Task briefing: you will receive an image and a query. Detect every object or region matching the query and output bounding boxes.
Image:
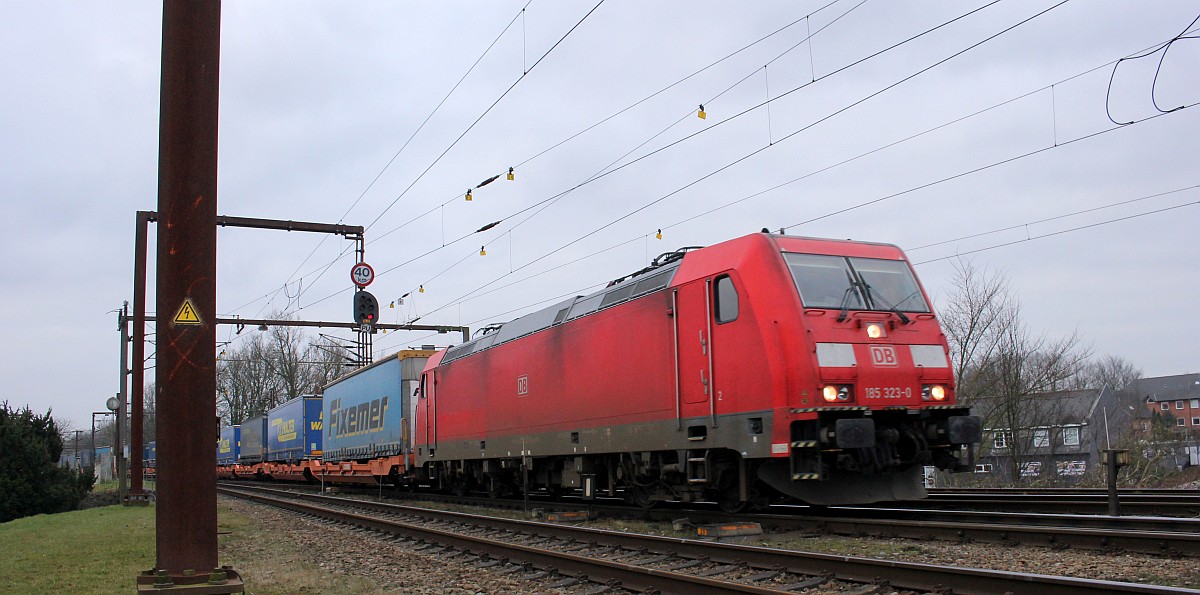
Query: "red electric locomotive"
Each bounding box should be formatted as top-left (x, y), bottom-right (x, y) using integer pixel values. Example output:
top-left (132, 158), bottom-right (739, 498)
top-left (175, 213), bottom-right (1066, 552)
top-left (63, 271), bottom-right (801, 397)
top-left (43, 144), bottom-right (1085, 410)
top-left (413, 231), bottom-right (980, 508)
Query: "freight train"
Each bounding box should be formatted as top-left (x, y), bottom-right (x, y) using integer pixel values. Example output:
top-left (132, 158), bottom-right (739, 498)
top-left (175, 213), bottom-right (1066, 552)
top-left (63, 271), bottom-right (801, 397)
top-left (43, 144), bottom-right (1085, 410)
top-left (219, 232), bottom-right (981, 508)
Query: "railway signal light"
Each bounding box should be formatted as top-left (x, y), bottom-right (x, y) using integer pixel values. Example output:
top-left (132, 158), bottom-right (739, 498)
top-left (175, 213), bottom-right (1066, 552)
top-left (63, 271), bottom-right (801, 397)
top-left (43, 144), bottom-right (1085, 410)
top-left (353, 290), bottom-right (379, 326)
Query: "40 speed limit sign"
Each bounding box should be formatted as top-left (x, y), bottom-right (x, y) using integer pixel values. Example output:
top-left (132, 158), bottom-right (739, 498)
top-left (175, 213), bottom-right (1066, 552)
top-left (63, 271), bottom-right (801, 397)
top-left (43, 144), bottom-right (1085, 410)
top-left (350, 262), bottom-right (374, 288)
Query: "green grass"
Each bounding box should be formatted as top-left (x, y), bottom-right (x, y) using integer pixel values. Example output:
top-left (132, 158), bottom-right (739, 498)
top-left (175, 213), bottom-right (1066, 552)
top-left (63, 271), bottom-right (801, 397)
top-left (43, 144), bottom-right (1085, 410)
top-left (91, 479), bottom-right (156, 494)
top-left (0, 500), bottom-right (385, 594)
top-left (0, 504), bottom-right (155, 593)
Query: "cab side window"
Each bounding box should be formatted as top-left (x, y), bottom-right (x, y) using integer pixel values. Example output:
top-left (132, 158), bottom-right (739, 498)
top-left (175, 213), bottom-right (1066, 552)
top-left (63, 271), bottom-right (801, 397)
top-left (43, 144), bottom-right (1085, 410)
top-left (714, 275), bottom-right (739, 323)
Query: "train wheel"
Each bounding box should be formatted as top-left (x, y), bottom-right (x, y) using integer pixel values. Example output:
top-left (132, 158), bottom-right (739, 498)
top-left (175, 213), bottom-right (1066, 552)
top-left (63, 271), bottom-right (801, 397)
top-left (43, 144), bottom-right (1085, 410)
top-left (625, 485), bottom-right (657, 509)
top-left (716, 488), bottom-right (749, 513)
top-left (486, 476), bottom-right (511, 499)
top-left (450, 477), bottom-right (469, 497)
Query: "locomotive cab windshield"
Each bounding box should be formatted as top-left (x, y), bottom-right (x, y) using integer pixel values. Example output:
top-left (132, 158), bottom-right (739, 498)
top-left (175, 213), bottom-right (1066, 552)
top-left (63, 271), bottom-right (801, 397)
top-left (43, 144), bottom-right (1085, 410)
top-left (784, 252), bottom-right (929, 316)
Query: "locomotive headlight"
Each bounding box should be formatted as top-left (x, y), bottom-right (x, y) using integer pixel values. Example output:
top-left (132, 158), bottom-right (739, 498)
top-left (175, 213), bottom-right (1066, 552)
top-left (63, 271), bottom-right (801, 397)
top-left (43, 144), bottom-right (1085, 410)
top-left (822, 385), bottom-right (852, 402)
top-left (922, 385), bottom-right (947, 401)
top-left (865, 322), bottom-right (886, 339)
top-left (822, 386), bottom-right (839, 402)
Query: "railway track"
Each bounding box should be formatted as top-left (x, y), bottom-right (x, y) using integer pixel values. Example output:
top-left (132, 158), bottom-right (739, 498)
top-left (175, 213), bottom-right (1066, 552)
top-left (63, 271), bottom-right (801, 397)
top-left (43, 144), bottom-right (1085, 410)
top-left (756, 505), bottom-right (1200, 557)
top-left (218, 484), bottom-right (1197, 594)
top-left (904, 490), bottom-right (1200, 516)
top-left (931, 487), bottom-right (1198, 496)
top-left (219, 480), bottom-right (1200, 556)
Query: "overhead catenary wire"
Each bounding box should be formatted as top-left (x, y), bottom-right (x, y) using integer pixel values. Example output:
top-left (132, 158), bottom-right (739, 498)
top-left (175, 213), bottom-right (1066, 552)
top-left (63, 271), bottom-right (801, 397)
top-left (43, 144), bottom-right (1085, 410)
top-left (236, 4), bottom-right (1190, 352)
top-left (407, 17), bottom-right (1196, 306)
top-left (403, 236), bottom-right (645, 320)
top-left (235, 3), bottom-right (535, 319)
top-left (912, 199), bottom-right (1200, 265)
top-left (374, 189), bottom-right (1200, 352)
top-left (487, 0), bottom-right (870, 241)
top-left (238, 1), bottom-right (1099, 331)
top-left (906, 184), bottom-right (1200, 252)
top-left (417, 107), bottom-right (1194, 324)
top-left (474, 0), bottom-right (988, 246)
top-left (363, 0), bottom-right (857, 250)
top-left (780, 100), bottom-right (1196, 231)
top-left (373, 280), bottom-right (610, 350)
top-left (287, 0), bottom-right (872, 312)
top-left (363, 1), bottom-right (607, 235)
top-left (1105, 11), bottom-right (1200, 125)
top-left (328, 7), bottom-right (1197, 354)
top-left (354, 0), bottom-right (1021, 320)
top-left (236, 2), bottom-right (603, 319)
top-left (404, 58), bottom-right (1198, 325)
top-left (410, 1), bottom-right (1064, 319)
top-left (290, 1), bottom-right (607, 312)
top-left (263, 1), bottom-right (878, 324)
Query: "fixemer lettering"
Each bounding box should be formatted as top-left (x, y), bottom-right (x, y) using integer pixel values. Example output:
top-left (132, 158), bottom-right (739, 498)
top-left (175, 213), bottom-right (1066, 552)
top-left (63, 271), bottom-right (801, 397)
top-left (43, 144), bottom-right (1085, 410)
top-left (328, 396), bottom-right (389, 438)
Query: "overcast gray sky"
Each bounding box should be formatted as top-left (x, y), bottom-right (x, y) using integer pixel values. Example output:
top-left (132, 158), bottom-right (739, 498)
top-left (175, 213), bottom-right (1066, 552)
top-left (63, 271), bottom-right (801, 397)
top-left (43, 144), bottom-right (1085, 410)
top-left (3, 1), bottom-right (1198, 432)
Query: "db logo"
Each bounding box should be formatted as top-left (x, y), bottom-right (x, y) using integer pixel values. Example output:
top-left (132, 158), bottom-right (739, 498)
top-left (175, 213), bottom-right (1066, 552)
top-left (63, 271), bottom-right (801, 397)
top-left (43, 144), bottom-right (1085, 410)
top-left (517, 375), bottom-right (529, 396)
top-left (870, 345), bottom-right (898, 367)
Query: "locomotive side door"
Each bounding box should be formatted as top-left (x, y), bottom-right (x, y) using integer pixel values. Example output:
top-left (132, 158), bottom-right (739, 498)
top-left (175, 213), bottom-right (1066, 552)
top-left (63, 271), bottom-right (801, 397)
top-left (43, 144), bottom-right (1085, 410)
top-left (673, 279), bottom-right (715, 427)
top-left (421, 369), bottom-right (437, 457)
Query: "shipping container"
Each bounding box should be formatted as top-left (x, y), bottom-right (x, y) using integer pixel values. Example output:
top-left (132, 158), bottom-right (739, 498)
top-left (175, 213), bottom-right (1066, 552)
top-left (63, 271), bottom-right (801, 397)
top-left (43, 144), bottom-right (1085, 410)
top-left (142, 441), bottom-right (157, 466)
top-left (266, 395), bottom-right (323, 462)
top-left (216, 426), bottom-right (240, 465)
top-left (239, 416), bottom-right (267, 464)
top-left (323, 350), bottom-right (431, 463)
top-left (94, 447), bottom-right (114, 482)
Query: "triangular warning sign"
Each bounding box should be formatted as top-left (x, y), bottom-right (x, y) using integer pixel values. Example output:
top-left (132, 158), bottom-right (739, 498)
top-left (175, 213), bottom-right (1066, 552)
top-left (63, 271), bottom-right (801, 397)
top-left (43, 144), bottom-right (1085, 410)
top-left (173, 298), bottom-right (202, 326)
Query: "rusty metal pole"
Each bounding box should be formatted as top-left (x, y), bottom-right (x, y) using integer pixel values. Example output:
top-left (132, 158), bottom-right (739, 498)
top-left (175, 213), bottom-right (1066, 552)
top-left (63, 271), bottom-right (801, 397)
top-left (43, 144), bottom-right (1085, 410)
top-left (130, 211), bottom-right (151, 498)
top-left (117, 303), bottom-right (129, 502)
top-left (155, 0), bottom-right (221, 576)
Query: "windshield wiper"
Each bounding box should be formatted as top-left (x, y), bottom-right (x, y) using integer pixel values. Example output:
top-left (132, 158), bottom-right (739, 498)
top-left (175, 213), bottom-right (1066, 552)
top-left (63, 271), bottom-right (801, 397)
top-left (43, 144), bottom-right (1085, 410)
top-left (836, 286), bottom-right (857, 322)
top-left (861, 281), bottom-right (911, 325)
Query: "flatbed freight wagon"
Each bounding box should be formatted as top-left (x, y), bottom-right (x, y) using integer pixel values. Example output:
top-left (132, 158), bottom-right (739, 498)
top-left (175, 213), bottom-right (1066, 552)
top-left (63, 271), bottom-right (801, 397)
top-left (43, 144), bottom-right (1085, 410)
top-left (264, 395), bottom-right (323, 481)
top-left (316, 349), bottom-right (433, 485)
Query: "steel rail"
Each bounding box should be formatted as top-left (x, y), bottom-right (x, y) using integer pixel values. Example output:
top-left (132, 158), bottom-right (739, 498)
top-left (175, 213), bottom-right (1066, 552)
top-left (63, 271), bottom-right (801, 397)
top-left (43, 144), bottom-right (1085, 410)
top-left (219, 484), bottom-right (1198, 595)
top-left (217, 480), bottom-right (1200, 555)
top-left (907, 493), bottom-right (1200, 516)
top-left (931, 488), bottom-right (1199, 496)
top-left (810, 505), bottom-right (1200, 534)
top-left (222, 486), bottom-right (786, 594)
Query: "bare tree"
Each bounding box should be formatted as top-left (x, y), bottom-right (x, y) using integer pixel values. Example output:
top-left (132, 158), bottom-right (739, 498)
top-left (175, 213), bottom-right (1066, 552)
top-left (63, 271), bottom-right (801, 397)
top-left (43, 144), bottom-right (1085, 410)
top-left (1116, 409), bottom-right (1183, 487)
top-left (142, 383), bottom-right (156, 443)
top-left (975, 322), bottom-right (1090, 483)
top-left (938, 260), bottom-right (1090, 484)
top-left (217, 332), bottom-right (282, 424)
top-left (265, 322), bottom-right (308, 401)
top-left (216, 314), bottom-right (355, 425)
top-left (938, 259), bottom-right (1015, 402)
top-left (302, 336), bottom-right (352, 391)
top-left (1069, 354), bottom-right (1142, 391)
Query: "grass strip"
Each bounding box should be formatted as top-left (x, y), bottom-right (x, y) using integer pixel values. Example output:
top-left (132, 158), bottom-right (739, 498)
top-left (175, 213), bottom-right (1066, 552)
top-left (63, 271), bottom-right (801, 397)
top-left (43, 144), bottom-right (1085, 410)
top-left (0, 504), bottom-right (154, 593)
